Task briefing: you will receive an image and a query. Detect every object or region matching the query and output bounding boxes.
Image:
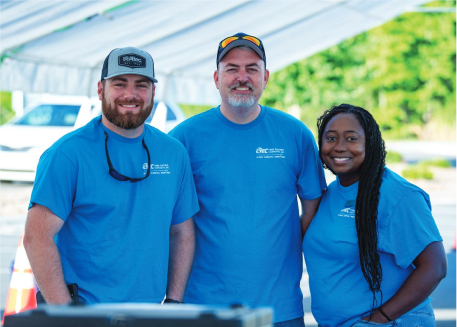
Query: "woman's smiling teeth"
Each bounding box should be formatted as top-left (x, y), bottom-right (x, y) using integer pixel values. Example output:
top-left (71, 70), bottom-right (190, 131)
top-left (334, 157), bottom-right (350, 162)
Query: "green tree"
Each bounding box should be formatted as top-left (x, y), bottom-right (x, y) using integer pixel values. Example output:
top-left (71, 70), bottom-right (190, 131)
top-left (262, 0), bottom-right (456, 140)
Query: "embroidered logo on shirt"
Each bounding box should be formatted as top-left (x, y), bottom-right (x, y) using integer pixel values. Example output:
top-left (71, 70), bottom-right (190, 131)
top-left (149, 164), bottom-right (170, 175)
top-left (338, 207), bottom-right (355, 218)
top-left (255, 147), bottom-right (285, 159)
top-left (338, 200), bottom-right (356, 218)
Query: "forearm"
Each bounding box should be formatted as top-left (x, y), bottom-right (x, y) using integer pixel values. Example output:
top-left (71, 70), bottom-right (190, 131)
top-left (300, 197), bottom-right (321, 237)
top-left (167, 219), bottom-right (195, 301)
top-left (23, 235), bottom-right (71, 304)
top-left (377, 267), bottom-right (442, 321)
top-left (364, 242), bottom-right (447, 322)
top-left (300, 212), bottom-right (313, 237)
top-left (23, 205), bottom-right (71, 304)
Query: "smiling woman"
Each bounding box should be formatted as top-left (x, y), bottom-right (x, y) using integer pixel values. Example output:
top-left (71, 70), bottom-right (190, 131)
top-left (303, 103), bottom-right (447, 327)
top-left (320, 113), bottom-right (366, 187)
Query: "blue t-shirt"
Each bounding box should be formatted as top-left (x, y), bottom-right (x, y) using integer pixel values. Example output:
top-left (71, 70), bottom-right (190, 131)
top-left (30, 116), bottom-right (199, 303)
top-left (169, 106), bottom-right (326, 323)
top-left (303, 168), bottom-right (442, 327)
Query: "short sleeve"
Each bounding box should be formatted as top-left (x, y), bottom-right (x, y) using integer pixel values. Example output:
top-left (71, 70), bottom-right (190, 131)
top-left (171, 151), bottom-right (199, 225)
top-left (29, 149), bottom-right (78, 221)
top-left (297, 133), bottom-right (327, 200)
top-left (379, 191), bottom-right (443, 269)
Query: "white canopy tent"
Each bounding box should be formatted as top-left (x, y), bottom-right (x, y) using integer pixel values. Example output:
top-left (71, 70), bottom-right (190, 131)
top-left (1, 0), bottom-right (429, 105)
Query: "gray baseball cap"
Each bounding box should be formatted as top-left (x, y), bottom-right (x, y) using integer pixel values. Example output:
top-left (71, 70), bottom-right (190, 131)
top-left (101, 47), bottom-right (158, 83)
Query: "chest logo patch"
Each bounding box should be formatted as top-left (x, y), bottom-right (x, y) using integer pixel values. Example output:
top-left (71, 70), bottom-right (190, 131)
top-left (149, 163), bottom-right (170, 175)
top-left (255, 147), bottom-right (285, 159)
top-left (338, 204), bottom-right (355, 218)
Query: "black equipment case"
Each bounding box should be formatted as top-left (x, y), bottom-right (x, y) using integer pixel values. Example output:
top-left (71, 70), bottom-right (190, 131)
top-left (4, 303), bottom-right (273, 327)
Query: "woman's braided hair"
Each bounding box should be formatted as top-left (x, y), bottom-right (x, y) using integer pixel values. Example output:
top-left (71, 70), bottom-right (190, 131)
top-left (317, 104), bottom-right (387, 311)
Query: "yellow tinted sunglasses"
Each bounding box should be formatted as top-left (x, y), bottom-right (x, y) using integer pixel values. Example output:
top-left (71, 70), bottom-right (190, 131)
top-left (220, 35), bottom-right (262, 49)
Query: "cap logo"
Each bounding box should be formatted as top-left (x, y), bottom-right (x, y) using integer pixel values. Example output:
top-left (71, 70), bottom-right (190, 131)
top-left (118, 54), bottom-right (146, 68)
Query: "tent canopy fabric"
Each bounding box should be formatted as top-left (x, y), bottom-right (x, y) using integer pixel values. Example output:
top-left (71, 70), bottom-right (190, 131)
top-left (1, 0), bottom-right (428, 104)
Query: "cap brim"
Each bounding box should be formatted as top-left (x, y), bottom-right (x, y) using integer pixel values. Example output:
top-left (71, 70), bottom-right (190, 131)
top-left (104, 72), bottom-right (158, 83)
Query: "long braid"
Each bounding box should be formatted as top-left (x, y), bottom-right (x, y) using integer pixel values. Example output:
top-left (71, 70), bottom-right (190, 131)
top-left (317, 104), bottom-right (387, 311)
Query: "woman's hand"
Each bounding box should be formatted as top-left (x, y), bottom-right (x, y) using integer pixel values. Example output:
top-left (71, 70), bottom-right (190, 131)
top-left (362, 241), bottom-right (447, 322)
top-left (361, 309), bottom-right (391, 323)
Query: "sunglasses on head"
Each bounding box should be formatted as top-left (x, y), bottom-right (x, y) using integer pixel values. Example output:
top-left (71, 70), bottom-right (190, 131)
top-left (219, 35), bottom-right (263, 49)
top-left (104, 131), bottom-right (150, 183)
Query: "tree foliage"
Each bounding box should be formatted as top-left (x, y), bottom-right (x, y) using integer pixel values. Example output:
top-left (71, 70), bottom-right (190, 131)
top-left (261, 1), bottom-right (456, 140)
top-left (0, 91), bottom-right (14, 125)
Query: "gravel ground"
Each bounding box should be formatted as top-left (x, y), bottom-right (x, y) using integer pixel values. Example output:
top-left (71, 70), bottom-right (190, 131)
top-left (0, 182), bottom-right (33, 217)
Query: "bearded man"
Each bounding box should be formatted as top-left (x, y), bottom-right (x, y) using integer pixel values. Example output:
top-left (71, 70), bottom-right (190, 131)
top-left (169, 34), bottom-right (327, 327)
top-left (24, 47), bottom-right (198, 305)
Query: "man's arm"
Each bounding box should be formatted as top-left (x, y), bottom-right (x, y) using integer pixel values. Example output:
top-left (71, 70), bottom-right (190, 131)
top-left (166, 218), bottom-right (195, 302)
top-left (300, 197), bottom-right (322, 238)
top-left (23, 204), bottom-right (72, 304)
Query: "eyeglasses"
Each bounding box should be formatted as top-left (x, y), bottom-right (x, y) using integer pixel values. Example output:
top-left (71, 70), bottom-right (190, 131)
top-left (104, 131), bottom-right (150, 182)
top-left (219, 35), bottom-right (263, 49)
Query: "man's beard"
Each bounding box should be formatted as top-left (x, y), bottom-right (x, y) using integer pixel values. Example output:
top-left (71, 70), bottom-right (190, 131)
top-left (102, 95), bottom-right (153, 130)
top-left (227, 82), bottom-right (255, 108)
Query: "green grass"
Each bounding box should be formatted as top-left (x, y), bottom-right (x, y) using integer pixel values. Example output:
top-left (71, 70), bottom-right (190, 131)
top-left (402, 164), bottom-right (434, 180)
top-left (386, 151), bottom-right (403, 163)
top-left (400, 158), bottom-right (451, 180)
top-left (418, 158), bottom-right (451, 168)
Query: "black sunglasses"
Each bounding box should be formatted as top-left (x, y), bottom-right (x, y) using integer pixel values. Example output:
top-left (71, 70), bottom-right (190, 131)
top-left (104, 131), bottom-right (150, 182)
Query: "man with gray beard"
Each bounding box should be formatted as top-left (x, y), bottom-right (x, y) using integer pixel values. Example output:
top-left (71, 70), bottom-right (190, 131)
top-left (24, 47), bottom-right (199, 305)
top-left (169, 33), bottom-right (327, 326)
